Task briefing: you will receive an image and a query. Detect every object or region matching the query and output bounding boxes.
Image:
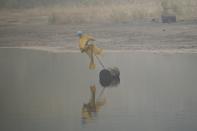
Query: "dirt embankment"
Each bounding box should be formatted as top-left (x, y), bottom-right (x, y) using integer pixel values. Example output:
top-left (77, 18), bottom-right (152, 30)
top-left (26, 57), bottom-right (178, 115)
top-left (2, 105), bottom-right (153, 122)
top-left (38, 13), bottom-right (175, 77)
top-left (0, 21), bottom-right (197, 51)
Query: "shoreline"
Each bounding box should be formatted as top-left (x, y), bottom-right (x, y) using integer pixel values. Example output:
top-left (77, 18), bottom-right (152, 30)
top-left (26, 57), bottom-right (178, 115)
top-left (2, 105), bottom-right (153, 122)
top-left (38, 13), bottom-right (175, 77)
top-left (1, 46), bottom-right (197, 54)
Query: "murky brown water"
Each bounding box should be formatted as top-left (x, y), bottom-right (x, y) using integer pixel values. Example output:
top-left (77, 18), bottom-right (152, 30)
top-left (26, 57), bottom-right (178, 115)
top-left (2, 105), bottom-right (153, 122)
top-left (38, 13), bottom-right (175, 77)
top-left (0, 48), bottom-right (197, 131)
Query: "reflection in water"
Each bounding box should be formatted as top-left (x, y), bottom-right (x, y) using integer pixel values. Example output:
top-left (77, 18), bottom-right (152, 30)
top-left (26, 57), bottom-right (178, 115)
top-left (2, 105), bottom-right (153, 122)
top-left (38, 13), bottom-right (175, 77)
top-left (81, 66), bottom-right (120, 124)
top-left (81, 85), bottom-right (106, 124)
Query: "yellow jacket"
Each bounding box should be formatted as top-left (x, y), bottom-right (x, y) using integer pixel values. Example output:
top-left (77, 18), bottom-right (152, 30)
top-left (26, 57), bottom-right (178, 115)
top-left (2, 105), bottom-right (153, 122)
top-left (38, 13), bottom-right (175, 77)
top-left (79, 34), bottom-right (95, 52)
top-left (78, 34), bottom-right (103, 69)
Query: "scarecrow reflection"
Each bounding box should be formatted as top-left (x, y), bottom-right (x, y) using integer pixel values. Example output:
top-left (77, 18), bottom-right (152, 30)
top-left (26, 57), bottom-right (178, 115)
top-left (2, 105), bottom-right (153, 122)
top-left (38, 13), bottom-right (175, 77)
top-left (81, 85), bottom-right (106, 124)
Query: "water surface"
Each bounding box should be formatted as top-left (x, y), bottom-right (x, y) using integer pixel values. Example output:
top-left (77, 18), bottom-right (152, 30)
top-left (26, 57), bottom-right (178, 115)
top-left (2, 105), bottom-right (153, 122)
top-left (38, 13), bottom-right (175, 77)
top-left (0, 48), bottom-right (197, 131)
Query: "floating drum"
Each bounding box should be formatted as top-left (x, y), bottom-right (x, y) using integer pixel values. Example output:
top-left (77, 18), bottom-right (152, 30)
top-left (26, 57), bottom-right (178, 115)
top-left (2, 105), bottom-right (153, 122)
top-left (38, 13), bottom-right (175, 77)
top-left (99, 67), bottom-right (120, 87)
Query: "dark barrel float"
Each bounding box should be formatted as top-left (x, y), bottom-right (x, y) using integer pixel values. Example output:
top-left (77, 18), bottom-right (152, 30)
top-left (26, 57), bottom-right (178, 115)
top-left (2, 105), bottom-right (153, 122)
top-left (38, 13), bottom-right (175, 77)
top-left (99, 67), bottom-right (120, 87)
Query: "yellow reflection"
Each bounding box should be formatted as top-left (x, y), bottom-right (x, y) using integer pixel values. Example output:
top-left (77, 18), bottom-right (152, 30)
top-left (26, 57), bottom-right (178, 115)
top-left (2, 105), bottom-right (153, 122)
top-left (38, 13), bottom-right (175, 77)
top-left (81, 85), bottom-right (106, 124)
